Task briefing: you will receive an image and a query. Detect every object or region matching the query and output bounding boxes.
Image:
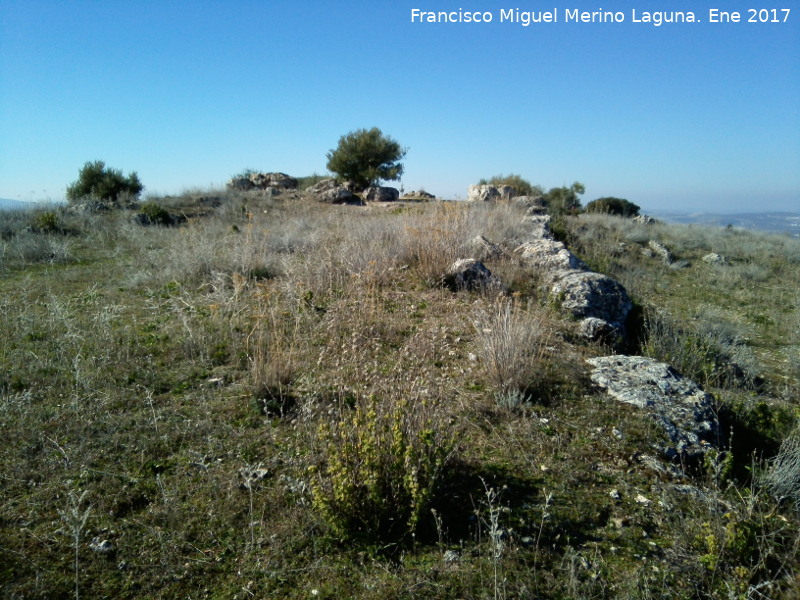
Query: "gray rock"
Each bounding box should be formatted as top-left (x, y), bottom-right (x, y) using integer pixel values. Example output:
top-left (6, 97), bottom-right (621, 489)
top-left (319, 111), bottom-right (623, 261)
top-left (402, 190), bottom-right (435, 199)
top-left (633, 214), bottom-right (657, 225)
top-left (467, 184), bottom-right (515, 202)
top-left (90, 536), bottom-right (114, 554)
top-left (515, 237), bottom-right (586, 274)
top-left (227, 172), bottom-right (298, 191)
top-left (362, 186), bottom-right (400, 202)
top-left (551, 271), bottom-right (632, 333)
top-left (308, 179), bottom-right (361, 204)
top-left (578, 317), bottom-right (617, 341)
top-left (586, 355), bottom-right (719, 460)
top-left (443, 259), bottom-right (502, 292)
top-left (702, 253), bottom-right (729, 265)
top-left (468, 235), bottom-right (504, 261)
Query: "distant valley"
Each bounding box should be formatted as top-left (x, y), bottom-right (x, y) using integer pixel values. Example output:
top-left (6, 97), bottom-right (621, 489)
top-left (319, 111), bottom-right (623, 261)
top-left (644, 209), bottom-right (800, 236)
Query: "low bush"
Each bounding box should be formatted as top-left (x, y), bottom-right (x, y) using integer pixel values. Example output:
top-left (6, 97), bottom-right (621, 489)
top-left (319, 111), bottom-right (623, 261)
top-left (585, 196), bottom-right (640, 217)
top-left (309, 394), bottom-right (453, 545)
top-left (66, 160), bottom-right (143, 204)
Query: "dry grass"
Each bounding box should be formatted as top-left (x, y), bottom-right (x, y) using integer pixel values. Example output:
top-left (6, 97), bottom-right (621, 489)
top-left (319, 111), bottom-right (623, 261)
top-left (1, 193), bottom-right (799, 599)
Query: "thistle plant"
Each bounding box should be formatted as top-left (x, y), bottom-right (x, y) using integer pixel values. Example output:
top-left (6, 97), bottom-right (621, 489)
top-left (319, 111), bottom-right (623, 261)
top-left (58, 489), bottom-right (92, 600)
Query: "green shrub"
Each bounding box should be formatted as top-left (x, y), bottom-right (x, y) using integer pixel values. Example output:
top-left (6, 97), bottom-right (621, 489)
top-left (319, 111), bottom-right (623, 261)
top-left (66, 160), bottom-right (143, 204)
top-left (585, 197), bottom-right (640, 217)
top-left (477, 174), bottom-right (542, 197)
top-left (137, 202), bottom-right (173, 226)
top-left (325, 127), bottom-right (406, 190)
top-left (545, 182), bottom-right (585, 216)
top-left (309, 395), bottom-right (452, 545)
top-left (31, 210), bottom-right (61, 234)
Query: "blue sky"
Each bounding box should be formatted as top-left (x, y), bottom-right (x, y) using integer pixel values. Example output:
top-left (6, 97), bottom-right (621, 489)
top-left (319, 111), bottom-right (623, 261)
top-left (1, 1), bottom-right (798, 212)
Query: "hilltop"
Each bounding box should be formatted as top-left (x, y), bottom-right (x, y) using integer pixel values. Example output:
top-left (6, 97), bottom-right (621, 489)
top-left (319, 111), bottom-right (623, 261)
top-left (1, 188), bottom-right (799, 599)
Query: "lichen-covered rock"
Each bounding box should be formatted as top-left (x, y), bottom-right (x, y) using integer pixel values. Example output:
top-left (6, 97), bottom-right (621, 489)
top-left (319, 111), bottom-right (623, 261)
top-left (443, 259), bottom-right (502, 292)
top-left (227, 172), bottom-right (298, 191)
top-left (578, 317), bottom-right (617, 341)
top-left (586, 355), bottom-right (719, 460)
top-left (307, 179), bottom-right (361, 204)
top-left (362, 186), bottom-right (400, 202)
top-left (467, 185), bottom-right (515, 202)
top-left (515, 237), bottom-right (586, 274)
top-left (551, 271), bottom-right (632, 333)
top-left (702, 253), bottom-right (729, 265)
top-left (468, 235), bottom-right (504, 261)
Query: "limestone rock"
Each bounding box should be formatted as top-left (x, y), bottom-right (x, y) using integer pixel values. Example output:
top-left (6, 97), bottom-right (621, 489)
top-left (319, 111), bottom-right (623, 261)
top-left (586, 355), bottom-right (719, 460)
top-left (443, 259), bottom-right (502, 292)
top-left (402, 190), bottom-right (435, 200)
top-left (227, 172), bottom-right (298, 191)
top-left (515, 237), bottom-right (586, 275)
top-left (307, 179), bottom-right (361, 204)
top-left (578, 317), bottom-right (617, 341)
top-left (633, 214), bottom-right (657, 225)
top-left (467, 185), bottom-right (515, 202)
top-left (702, 253), bottom-right (729, 265)
top-left (362, 186), bottom-right (400, 202)
top-left (468, 235), bottom-right (504, 261)
top-left (551, 271), bottom-right (632, 333)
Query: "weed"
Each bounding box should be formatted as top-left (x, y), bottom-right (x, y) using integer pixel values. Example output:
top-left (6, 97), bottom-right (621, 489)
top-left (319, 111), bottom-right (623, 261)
top-left (58, 489), bottom-right (92, 600)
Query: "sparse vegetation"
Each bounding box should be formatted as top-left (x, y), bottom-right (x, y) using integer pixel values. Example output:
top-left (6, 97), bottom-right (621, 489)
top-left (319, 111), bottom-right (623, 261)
top-left (477, 174), bottom-right (542, 197)
top-left (1, 189), bottom-right (798, 599)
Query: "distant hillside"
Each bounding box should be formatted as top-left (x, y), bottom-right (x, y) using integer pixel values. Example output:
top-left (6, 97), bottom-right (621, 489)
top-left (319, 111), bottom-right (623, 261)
top-left (0, 197), bottom-right (34, 210)
top-left (648, 209), bottom-right (800, 236)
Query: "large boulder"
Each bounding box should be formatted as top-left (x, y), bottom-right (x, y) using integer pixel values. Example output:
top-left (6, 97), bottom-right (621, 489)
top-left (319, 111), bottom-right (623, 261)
top-left (362, 186), bottom-right (400, 202)
top-left (551, 271), bottom-right (632, 334)
top-left (467, 185), bottom-right (515, 203)
top-left (307, 178), bottom-right (362, 205)
top-left (586, 356), bottom-right (719, 460)
top-left (515, 237), bottom-right (586, 274)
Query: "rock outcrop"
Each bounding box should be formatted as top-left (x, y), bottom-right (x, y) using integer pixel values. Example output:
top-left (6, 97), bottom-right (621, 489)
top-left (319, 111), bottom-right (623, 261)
top-left (467, 185), bottom-right (515, 203)
top-left (227, 172), bottom-right (298, 191)
top-left (306, 179), bottom-right (361, 205)
top-left (402, 190), bottom-right (435, 200)
top-left (514, 215), bottom-right (631, 341)
top-left (362, 186), bottom-right (400, 203)
top-left (443, 259), bottom-right (503, 292)
top-left (586, 356), bottom-right (719, 460)
top-left (702, 253), bottom-right (729, 265)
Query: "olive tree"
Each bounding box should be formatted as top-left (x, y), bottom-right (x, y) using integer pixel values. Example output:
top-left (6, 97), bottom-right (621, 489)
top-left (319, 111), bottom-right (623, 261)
top-left (325, 128), bottom-right (406, 190)
top-left (545, 182), bottom-right (585, 216)
top-left (66, 160), bottom-right (143, 205)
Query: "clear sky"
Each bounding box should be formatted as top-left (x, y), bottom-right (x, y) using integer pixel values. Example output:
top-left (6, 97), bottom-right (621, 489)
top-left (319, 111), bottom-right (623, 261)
top-left (1, 0), bottom-right (798, 212)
